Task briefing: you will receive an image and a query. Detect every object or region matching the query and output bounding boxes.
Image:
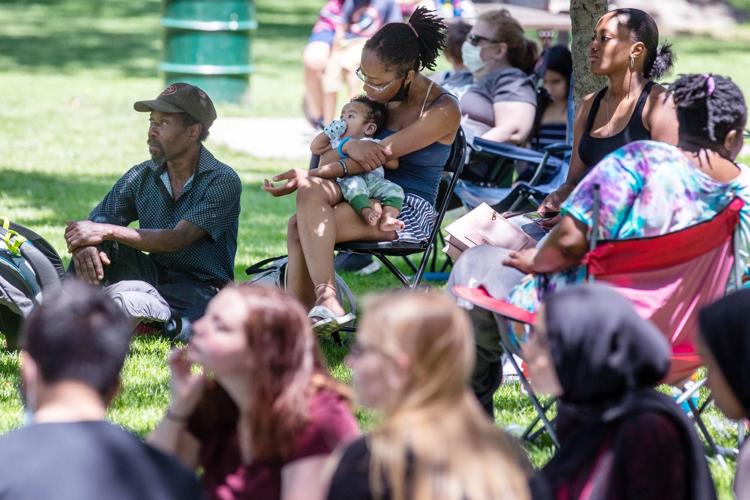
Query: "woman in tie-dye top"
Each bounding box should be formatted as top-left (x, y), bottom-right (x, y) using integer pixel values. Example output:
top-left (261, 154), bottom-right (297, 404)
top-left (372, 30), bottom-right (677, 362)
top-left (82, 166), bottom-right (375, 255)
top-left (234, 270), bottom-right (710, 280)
top-left (448, 73), bottom-right (750, 417)
top-left (506, 137), bottom-right (750, 314)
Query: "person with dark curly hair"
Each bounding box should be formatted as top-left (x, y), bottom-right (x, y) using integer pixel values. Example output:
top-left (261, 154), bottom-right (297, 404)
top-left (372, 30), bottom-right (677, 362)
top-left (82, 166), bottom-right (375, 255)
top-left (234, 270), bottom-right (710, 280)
top-left (265, 7), bottom-right (461, 335)
top-left (538, 8), bottom-right (679, 229)
top-left (449, 73), bottom-right (750, 418)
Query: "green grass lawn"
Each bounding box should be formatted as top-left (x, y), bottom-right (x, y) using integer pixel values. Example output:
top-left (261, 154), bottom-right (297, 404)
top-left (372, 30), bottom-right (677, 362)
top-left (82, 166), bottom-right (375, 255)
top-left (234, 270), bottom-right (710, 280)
top-left (0, 0), bottom-right (746, 496)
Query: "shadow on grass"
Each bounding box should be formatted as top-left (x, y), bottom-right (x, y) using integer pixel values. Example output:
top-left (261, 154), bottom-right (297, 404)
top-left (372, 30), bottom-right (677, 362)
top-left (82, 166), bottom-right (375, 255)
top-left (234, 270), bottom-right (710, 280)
top-left (0, 168), bottom-right (116, 227)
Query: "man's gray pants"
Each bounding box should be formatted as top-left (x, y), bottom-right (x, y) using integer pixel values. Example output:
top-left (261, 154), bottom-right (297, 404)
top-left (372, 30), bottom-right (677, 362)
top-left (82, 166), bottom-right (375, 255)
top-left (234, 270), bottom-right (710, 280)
top-left (68, 240), bottom-right (218, 337)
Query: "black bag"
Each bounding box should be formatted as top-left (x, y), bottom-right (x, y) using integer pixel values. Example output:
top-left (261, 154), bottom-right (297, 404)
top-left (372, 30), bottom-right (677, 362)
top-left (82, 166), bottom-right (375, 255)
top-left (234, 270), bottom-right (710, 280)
top-left (245, 255), bottom-right (357, 317)
top-left (0, 218), bottom-right (64, 342)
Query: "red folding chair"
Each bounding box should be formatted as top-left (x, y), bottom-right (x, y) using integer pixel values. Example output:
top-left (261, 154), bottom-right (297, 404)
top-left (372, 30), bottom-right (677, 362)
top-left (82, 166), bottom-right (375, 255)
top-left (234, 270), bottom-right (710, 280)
top-left (455, 192), bottom-right (745, 454)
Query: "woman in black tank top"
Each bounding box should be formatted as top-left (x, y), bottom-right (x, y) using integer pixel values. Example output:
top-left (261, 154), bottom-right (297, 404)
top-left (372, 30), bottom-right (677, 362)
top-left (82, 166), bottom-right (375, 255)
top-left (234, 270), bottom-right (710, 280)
top-left (538, 8), bottom-right (679, 229)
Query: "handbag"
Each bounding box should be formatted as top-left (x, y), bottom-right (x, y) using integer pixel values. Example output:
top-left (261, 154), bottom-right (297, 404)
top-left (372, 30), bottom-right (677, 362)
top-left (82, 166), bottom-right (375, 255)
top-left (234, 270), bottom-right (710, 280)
top-left (443, 203), bottom-right (539, 261)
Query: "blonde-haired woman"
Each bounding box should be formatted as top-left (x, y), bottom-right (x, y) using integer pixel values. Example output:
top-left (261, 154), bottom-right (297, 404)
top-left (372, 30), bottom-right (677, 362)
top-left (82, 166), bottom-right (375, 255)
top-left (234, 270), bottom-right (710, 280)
top-left (326, 290), bottom-right (531, 500)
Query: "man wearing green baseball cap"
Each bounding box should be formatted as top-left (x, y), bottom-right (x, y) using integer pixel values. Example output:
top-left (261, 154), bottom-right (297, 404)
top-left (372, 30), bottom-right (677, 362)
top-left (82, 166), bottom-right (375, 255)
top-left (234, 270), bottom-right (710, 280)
top-left (64, 83), bottom-right (241, 341)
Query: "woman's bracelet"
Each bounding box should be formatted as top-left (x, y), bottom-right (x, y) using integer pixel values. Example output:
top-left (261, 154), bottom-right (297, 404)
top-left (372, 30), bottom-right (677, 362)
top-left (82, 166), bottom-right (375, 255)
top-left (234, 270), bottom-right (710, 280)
top-left (165, 408), bottom-right (190, 423)
top-left (337, 137), bottom-right (351, 158)
top-left (338, 158), bottom-right (349, 178)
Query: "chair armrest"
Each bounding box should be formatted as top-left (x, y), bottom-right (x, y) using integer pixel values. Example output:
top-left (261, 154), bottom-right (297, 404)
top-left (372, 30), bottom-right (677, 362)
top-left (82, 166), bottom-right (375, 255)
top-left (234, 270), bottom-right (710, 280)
top-left (452, 285), bottom-right (536, 324)
top-left (472, 137), bottom-right (545, 163)
top-left (543, 143), bottom-right (572, 154)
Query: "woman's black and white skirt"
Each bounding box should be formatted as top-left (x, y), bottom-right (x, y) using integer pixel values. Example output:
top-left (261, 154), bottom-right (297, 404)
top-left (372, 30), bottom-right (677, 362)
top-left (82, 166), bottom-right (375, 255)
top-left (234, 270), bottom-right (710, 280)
top-left (396, 194), bottom-right (437, 244)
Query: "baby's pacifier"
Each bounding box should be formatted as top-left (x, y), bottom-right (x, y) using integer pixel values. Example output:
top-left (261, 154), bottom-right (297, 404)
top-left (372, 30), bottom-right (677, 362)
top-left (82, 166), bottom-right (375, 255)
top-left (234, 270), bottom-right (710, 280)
top-left (323, 119), bottom-right (347, 142)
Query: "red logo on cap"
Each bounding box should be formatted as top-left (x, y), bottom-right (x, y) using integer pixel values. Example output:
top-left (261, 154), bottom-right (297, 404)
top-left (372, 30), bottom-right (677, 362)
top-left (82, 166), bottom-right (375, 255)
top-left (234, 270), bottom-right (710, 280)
top-left (160, 85), bottom-right (178, 96)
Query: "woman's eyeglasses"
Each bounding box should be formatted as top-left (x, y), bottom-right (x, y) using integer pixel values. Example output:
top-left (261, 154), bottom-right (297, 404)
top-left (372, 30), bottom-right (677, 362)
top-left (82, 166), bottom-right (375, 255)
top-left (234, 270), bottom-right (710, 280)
top-left (467, 33), bottom-right (500, 46)
top-left (355, 67), bottom-right (401, 93)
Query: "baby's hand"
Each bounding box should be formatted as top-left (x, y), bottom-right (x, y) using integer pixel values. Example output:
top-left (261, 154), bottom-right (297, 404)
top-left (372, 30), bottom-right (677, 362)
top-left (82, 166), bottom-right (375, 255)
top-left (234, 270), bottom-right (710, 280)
top-left (323, 119), bottom-right (347, 142)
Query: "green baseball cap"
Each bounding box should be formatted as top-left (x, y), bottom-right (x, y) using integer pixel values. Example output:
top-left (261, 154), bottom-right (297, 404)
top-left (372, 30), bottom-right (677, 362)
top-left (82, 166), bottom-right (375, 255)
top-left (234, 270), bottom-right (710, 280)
top-left (134, 83), bottom-right (217, 129)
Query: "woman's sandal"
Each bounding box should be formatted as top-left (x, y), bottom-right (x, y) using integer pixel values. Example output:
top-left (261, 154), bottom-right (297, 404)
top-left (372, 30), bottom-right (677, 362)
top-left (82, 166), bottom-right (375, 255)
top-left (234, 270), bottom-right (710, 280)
top-left (308, 305), bottom-right (355, 336)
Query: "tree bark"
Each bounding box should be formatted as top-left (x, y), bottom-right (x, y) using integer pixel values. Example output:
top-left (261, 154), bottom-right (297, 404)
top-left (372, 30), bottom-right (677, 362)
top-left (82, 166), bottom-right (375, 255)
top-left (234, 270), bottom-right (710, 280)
top-left (570, 0), bottom-right (608, 104)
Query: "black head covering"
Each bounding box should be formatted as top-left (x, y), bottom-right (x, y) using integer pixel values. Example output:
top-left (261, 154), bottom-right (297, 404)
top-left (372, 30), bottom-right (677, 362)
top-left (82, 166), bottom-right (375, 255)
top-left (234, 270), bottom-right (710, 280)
top-left (545, 283), bottom-right (669, 407)
top-left (535, 283), bottom-right (716, 500)
top-left (699, 288), bottom-right (750, 416)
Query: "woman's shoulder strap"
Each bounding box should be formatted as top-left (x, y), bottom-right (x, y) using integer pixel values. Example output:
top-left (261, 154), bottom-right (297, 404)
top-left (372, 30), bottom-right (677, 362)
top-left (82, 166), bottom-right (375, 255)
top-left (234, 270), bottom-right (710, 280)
top-left (634, 81), bottom-right (656, 115)
top-left (585, 87), bottom-right (609, 133)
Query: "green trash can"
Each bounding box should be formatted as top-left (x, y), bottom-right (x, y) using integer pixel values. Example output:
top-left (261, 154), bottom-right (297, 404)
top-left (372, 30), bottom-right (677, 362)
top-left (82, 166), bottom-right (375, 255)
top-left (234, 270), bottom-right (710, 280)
top-left (160, 0), bottom-right (256, 103)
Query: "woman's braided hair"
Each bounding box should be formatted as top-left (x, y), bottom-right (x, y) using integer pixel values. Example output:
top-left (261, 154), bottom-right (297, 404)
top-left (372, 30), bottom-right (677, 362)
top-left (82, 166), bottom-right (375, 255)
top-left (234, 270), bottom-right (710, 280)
top-left (669, 73), bottom-right (746, 144)
top-left (364, 7), bottom-right (447, 74)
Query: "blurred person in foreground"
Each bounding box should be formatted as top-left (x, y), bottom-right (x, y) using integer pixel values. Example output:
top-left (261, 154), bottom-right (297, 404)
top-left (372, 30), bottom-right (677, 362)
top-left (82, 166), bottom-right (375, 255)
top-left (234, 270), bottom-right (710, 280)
top-left (0, 280), bottom-right (201, 500)
top-left (148, 285), bottom-right (358, 500)
top-left (326, 290), bottom-right (532, 500)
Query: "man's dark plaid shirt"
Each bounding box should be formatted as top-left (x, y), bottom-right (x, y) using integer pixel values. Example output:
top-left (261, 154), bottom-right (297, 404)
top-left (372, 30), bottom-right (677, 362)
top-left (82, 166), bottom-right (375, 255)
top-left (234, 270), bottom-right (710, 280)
top-left (89, 146), bottom-right (241, 284)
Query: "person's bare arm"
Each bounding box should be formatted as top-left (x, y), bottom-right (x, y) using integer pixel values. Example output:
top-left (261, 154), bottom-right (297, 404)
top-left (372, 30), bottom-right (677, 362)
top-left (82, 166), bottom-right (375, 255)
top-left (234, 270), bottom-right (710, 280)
top-left (65, 219), bottom-right (207, 254)
top-left (480, 101), bottom-right (536, 144)
top-left (384, 157), bottom-right (399, 169)
top-left (147, 348), bottom-right (206, 470)
top-left (645, 86), bottom-right (679, 146)
top-left (503, 215), bottom-right (588, 274)
top-left (311, 131), bottom-right (333, 155)
top-left (343, 93), bottom-right (461, 169)
top-left (532, 215), bottom-right (588, 272)
top-left (537, 93), bottom-right (595, 228)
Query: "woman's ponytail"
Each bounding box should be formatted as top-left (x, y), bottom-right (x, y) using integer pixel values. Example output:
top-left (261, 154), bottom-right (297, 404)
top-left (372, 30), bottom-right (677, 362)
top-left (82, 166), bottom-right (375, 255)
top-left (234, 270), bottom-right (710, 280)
top-left (407, 7), bottom-right (447, 72)
top-left (646, 43), bottom-right (675, 80)
top-left (365, 7), bottom-right (446, 74)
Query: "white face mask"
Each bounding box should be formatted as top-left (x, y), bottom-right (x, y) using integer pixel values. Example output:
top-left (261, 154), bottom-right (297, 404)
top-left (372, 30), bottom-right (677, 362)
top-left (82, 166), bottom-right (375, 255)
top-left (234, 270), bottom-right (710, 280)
top-left (461, 42), bottom-right (486, 74)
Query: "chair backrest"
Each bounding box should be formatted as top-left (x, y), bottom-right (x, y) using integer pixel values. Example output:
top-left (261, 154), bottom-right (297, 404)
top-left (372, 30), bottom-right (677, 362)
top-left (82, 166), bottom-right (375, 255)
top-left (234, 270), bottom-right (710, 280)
top-left (583, 197), bottom-right (744, 383)
top-left (432, 128), bottom-right (467, 232)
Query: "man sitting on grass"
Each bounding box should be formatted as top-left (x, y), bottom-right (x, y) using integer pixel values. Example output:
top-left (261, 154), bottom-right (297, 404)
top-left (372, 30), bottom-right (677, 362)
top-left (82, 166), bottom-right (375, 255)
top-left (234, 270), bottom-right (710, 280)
top-left (64, 83), bottom-right (241, 340)
top-left (0, 280), bottom-right (201, 500)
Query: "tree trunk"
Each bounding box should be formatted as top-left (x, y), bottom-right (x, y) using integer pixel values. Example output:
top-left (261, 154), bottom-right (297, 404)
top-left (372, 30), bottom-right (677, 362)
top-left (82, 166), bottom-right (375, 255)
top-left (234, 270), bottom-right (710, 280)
top-left (570, 0), bottom-right (608, 104)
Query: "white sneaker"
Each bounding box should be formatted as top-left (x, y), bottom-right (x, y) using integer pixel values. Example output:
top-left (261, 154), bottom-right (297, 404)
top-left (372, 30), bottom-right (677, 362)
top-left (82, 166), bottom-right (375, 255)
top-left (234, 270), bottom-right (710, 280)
top-left (356, 260), bottom-right (382, 276)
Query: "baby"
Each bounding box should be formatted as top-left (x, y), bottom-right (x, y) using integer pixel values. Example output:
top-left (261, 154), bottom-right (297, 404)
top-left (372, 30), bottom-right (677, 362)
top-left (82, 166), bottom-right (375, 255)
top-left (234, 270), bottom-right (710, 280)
top-left (310, 96), bottom-right (405, 232)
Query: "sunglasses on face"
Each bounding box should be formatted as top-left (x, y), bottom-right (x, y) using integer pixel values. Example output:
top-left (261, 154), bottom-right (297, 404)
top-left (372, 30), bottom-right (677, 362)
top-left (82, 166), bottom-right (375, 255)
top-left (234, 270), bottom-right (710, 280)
top-left (467, 33), bottom-right (500, 46)
top-left (355, 67), bottom-right (401, 93)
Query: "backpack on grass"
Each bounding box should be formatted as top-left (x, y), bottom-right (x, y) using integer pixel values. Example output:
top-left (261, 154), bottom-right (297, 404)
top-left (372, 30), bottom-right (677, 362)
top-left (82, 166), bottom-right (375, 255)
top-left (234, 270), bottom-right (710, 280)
top-left (245, 255), bottom-right (357, 317)
top-left (0, 218), bottom-right (64, 342)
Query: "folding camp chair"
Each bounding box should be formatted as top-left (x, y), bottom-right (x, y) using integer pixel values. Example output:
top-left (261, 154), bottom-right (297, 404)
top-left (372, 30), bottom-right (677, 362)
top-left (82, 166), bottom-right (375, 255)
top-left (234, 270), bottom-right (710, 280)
top-left (453, 64), bottom-right (575, 212)
top-left (335, 128), bottom-right (466, 289)
top-left (453, 138), bottom-right (571, 211)
top-left (454, 191), bottom-right (745, 454)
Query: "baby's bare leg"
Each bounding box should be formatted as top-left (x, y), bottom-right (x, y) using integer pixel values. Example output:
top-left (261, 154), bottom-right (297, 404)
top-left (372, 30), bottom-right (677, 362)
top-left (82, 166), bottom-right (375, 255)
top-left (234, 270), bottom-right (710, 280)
top-left (379, 205), bottom-right (405, 232)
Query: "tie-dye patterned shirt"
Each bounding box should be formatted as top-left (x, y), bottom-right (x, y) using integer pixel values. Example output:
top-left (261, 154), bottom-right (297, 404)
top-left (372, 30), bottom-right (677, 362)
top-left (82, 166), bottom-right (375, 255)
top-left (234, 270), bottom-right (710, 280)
top-left (508, 140), bottom-right (750, 313)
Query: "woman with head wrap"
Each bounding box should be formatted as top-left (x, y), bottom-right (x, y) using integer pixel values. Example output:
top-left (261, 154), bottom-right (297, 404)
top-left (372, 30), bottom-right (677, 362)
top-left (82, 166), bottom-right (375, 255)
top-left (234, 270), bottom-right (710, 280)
top-left (524, 283), bottom-right (716, 500)
top-left (699, 289), bottom-right (750, 498)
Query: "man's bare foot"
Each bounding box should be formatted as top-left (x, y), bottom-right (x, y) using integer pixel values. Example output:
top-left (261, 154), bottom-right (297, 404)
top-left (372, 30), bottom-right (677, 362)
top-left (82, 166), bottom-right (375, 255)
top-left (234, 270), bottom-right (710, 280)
top-left (361, 206), bottom-right (382, 226)
top-left (379, 214), bottom-right (405, 232)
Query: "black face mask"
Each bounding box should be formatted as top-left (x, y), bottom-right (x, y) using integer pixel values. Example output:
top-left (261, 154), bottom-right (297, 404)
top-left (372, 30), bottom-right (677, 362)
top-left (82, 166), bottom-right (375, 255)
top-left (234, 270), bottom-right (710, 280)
top-left (388, 77), bottom-right (411, 102)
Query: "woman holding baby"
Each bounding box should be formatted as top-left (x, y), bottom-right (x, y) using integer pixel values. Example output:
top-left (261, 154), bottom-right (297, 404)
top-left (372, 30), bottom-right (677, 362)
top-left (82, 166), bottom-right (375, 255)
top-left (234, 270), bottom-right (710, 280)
top-left (264, 7), bottom-right (460, 334)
